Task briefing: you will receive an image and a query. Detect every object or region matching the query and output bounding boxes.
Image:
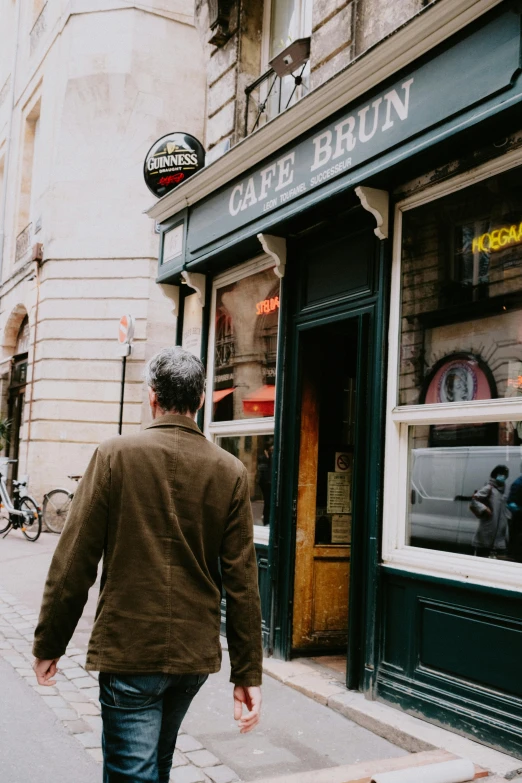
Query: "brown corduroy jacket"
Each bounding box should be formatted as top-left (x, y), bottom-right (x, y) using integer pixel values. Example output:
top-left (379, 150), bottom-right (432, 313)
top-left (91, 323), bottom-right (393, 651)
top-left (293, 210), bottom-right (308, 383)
top-left (33, 414), bottom-right (263, 687)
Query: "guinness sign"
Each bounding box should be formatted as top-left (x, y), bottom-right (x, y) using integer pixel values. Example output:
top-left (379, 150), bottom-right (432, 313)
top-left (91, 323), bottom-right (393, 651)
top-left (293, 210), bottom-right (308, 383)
top-left (144, 132), bottom-right (205, 198)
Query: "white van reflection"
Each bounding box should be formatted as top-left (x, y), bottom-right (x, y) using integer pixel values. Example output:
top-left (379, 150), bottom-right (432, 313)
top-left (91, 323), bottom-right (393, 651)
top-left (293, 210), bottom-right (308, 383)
top-left (409, 446), bottom-right (522, 551)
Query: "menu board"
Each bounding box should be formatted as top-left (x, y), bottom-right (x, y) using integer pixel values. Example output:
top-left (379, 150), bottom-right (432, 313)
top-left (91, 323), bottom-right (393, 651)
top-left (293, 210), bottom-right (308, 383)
top-left (332, 514), bottom-right (351, 544)
top-left (327, 472), bottom-right (351, 514)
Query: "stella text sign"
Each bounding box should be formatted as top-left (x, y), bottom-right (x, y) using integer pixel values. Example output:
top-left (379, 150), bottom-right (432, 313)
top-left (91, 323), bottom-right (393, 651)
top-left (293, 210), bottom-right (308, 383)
top-left (188, 10), bottom-right (520, 252)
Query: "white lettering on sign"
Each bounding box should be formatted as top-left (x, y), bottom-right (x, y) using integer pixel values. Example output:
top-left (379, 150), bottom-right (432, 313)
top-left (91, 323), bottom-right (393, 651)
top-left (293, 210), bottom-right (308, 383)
top-left (311, 130), bottom-right (333, 171)
top-left (381, 79), bottom-right (414, 130)
top-left (259, 163), bottom-right (277, 200)
top-left (227, 78), bottom-right (414, 217)
top-left (275, 152), bottom-right (295, 191)
top-left (229, 183), bottom-right (243, 216)
top-left (332, 118), bottom-right (356, 161)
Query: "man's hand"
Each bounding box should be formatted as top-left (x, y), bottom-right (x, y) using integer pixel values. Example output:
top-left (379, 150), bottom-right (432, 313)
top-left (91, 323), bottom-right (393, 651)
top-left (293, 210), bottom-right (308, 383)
top-left (233, 685), bottom-right (261, 733)
top-left (33, 657), bottom-right (60, 686)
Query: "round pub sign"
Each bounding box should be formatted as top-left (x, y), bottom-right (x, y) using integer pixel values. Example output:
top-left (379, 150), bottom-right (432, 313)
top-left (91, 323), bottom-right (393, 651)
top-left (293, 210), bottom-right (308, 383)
top-left (143, 132), bottom-right (205, 198)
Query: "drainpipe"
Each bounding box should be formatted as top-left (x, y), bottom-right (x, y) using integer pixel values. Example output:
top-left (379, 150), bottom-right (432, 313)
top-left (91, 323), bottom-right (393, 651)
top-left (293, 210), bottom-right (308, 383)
top-left (0, 0), bottom-right (22, 280)
top-left (24, 258), bottom-right (41, 473)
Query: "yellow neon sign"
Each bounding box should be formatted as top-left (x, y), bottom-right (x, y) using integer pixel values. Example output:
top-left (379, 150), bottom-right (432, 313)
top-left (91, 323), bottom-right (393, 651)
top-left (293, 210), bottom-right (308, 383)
top-left (472, 222), bottom-right (522, 253)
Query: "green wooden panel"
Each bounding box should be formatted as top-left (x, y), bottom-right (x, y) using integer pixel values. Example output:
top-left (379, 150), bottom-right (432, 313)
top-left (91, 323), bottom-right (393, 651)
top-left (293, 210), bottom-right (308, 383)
top-left (378, 568), bottom-right (522, 757)
top-left (383, 584), bottom-right (408, 671)
top-left (304, 225), bottom-right (374, 307)
top-left (421, 603), bottom-right (522, 698)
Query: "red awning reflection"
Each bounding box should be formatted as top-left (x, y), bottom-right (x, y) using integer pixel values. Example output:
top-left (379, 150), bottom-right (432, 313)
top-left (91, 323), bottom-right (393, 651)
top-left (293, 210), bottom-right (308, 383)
top-left (213, 388), bottom-right (235, 403)
top-left (242, 385), bottom-right (275, 416)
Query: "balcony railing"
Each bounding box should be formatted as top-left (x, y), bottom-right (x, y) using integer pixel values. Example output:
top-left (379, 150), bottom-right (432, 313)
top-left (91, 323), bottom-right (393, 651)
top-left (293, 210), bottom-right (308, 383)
top-left (244, 63), bottom-right (310, 137)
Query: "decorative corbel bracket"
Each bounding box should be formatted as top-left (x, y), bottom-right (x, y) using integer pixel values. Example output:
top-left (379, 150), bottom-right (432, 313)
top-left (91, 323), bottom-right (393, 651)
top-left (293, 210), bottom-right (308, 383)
top-left (257, 234), bottom-right (287, 279)
top-left (181, 271), bottom-right (206, 307)
top-left (157, 283), bottom-right (179, 317)
top-left (354, 186), bottom-right (389, 240)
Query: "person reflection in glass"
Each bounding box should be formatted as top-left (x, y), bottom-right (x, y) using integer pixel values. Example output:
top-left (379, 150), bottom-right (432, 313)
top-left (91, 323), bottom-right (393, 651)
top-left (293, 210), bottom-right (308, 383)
top-left (507, 466), bottom-right (522, 562)
top-left (257, 439), bottom-right (274, 526)
top-left (470, 464), bottom-right (509, 558)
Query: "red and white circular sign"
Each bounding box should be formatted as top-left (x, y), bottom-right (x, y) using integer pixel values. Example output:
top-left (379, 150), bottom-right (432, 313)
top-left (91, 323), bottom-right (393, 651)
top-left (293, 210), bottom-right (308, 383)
top-left (118, 315), bottom-right (134, 345)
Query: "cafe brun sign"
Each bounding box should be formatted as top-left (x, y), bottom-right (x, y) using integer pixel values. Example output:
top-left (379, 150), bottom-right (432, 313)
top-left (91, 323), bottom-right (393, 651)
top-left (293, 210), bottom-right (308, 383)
top-left (181, 8), bottom-right (521, 258)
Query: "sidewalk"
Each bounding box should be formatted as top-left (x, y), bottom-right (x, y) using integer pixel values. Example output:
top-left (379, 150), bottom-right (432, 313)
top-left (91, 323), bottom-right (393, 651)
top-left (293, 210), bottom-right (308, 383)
top-left (261, 657), bottom-right (522, 780)
top-left (0, 532), bottom-right (408, 782)
top-left (3, 530), bottom-right (520, 781)
top-left (0, 655), bottom-right (99, 783)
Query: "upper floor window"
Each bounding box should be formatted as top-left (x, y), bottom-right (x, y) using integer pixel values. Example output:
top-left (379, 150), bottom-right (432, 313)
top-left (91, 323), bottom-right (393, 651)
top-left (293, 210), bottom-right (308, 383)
top-left (245, 0), bottom-right (312, 134)
top-left (268, 0), bottom-right (312, 60)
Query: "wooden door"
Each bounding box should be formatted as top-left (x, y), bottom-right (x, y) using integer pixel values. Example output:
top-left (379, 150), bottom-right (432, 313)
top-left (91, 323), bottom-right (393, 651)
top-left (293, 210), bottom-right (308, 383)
top-left (292, 321), bottom-right (357, 653)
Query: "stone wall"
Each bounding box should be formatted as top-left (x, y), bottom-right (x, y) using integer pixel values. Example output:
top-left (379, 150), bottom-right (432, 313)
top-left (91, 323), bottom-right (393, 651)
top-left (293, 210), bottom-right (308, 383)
top-left (195, 0), bottom-right (429, 151)
top-left (0, 1), bottom-right (205, 499)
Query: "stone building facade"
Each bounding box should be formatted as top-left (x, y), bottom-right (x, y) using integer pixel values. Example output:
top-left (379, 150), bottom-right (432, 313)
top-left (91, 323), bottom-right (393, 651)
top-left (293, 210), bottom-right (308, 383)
top-left (194, 0), bottom-right (427, 157)
top-left (0, 0), bottom-right (205, 498)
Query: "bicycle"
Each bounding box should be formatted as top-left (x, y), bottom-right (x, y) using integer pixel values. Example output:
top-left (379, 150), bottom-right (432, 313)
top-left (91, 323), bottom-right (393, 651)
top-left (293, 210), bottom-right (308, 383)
top-left (0, 459), bottom-right (42, 542)
top-left (42, 475), bottom-right (81, 534)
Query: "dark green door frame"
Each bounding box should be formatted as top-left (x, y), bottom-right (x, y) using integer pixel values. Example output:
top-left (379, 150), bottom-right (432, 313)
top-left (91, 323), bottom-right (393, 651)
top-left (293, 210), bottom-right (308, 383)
top-left (271, 237), bottom-right (388, 691)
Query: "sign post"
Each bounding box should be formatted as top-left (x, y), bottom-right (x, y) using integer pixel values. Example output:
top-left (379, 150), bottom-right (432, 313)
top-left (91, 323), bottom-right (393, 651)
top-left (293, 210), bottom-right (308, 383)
top-left (117, 315), bottom-right (134, 435)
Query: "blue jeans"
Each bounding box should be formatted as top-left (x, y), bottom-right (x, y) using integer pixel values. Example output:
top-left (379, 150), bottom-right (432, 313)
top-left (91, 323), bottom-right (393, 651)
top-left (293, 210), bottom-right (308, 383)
top-left (99, 672), bottom-right (208, 783)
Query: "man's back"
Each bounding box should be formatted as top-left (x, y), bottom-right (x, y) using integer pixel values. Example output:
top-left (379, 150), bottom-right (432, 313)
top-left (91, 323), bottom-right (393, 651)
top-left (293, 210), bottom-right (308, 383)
top-left (34, 414), bottom-right (262, 686)
top-left (33, 347), bottom-right (262, 782)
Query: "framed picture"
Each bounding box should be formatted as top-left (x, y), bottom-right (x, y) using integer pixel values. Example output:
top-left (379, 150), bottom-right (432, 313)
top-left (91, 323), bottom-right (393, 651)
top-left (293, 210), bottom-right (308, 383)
top-left (421, 353), bottom-right (497, 446)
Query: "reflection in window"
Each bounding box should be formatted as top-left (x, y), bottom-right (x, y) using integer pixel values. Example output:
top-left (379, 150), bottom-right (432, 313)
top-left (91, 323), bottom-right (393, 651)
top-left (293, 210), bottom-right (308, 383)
top-left (216, 435), bottom-right (274, 526)
top-left (213, 268), bottom-right (280, 422)
top-left (407, 425), bottom-right (522, 563)
top-left (399, 166), bottom-right (522, 406)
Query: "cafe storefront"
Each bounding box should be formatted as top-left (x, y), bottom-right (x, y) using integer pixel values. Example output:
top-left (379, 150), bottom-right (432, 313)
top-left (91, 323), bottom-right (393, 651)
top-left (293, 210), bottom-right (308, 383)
top-left (148, 3), bottom-right (522, 756)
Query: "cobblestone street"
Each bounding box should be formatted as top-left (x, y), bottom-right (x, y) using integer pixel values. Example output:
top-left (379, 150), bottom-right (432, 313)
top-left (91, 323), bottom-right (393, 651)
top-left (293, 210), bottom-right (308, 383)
top-left (0, 531), bottom-right (406, 781)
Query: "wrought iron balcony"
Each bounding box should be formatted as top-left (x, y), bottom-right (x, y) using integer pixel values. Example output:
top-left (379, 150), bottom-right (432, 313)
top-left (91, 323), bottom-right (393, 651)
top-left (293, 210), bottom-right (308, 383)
top-left (244, 38), bottom-right (311, 136)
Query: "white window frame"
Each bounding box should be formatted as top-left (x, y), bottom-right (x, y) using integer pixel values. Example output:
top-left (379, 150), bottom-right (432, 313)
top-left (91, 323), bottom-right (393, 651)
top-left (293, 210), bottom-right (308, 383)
top-left (383, 145), bottom-right (522, 593)
top-left (262, 0), bottom-right (312, 69)
top-left (205, 254), bottom-right (280, 545)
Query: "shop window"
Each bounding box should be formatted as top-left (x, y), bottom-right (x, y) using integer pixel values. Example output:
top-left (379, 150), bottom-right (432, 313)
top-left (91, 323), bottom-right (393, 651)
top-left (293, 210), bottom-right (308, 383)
top-left (215, 434), bottom-right (274, 527)
top-left (407, 423), bottom-right (522, 563)
top-left (212, 266), bottom-right (280, 423)
top-left (384, 156), bottom-right (522, 587)
top-left (399, 166), bottom-right (522, 407)
top-left (206, 258), bottom-right (281, 541)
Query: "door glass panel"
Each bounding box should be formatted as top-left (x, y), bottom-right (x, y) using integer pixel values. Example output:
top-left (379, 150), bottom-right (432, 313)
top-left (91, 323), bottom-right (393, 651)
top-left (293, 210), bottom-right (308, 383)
top-left (293, 318), bottom-right (358, 653)
top-left (216, 434), bottom-right (274, 527)
top-left (407, 424), bottom-right (522, 563)
top-left (309, 323), bottom-right (357, 547)
top-left (213, 268), bottom-right (280, 422)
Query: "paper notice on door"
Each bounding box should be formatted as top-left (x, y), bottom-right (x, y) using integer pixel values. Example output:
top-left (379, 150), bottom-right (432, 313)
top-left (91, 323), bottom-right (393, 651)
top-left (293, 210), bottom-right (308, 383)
top-left (332, 514), bottom-right (351, 544)
top-left (327, 472), bottom-right (351, 514)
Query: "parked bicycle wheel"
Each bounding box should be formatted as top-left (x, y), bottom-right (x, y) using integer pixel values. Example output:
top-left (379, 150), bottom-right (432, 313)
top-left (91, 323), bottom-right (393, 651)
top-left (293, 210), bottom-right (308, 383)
top-left (42, 489), bottom-right (72, 534)
top-left (0, 505), bottom-right (10, 534)
top-left (20, 497), bottom-right (42, 542)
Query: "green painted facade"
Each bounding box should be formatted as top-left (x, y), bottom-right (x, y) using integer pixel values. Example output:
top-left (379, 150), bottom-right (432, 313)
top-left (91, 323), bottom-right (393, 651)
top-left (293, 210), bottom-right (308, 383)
top-left (158, 3), bottom-right (522, 758)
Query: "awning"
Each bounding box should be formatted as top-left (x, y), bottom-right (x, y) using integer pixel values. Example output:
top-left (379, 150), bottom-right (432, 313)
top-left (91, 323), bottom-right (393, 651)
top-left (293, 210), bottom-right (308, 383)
top-left (213, 387), bottom-right (235, 404)
top-left (242, 385), bottom-right (276, 416)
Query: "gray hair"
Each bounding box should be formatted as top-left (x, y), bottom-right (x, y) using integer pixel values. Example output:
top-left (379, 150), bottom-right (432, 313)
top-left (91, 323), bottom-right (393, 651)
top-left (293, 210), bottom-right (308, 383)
top-left (145, 347), bottom-right (205, 415)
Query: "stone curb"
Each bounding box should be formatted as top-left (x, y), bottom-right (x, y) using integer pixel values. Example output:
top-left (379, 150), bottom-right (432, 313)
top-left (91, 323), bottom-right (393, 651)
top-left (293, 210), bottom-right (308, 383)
top-left (0, 586), bottom-right (241, 783)
top-left (261, 657), bottom-right (521, 780)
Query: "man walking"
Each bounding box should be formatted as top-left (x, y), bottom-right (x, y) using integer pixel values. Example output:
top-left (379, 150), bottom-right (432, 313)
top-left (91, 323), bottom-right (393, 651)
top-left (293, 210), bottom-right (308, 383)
top-left (32, 347), bottom-right (263, 782)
